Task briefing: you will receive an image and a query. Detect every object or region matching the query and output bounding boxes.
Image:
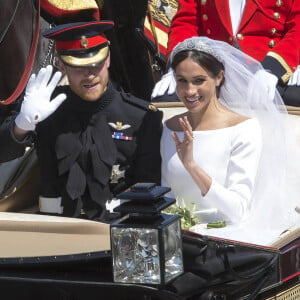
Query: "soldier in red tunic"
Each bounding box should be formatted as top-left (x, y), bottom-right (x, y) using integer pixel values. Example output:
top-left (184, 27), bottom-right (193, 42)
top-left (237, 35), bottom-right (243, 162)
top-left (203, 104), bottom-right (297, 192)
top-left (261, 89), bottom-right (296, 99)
top-left (153, 0), bottom-right (300, 106)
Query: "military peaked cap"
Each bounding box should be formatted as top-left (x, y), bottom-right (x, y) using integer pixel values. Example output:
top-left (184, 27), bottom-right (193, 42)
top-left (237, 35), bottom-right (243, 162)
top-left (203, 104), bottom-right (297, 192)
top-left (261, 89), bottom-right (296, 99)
top-left (43, 21), bottom-right (114, 67)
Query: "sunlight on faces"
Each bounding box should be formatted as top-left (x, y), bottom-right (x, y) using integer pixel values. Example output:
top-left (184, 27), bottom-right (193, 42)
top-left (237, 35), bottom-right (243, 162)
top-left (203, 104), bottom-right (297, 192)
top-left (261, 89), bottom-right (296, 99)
top-left (58, 54), bottom-right (110, 102)
top-left (175, 57), bottom-right (223, 112)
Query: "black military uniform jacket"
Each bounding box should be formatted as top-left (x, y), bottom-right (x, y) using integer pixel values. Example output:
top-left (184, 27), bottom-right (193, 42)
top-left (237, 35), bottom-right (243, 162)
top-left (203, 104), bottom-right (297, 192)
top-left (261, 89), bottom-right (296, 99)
top-left (35, 82), bottom-right (162, 220)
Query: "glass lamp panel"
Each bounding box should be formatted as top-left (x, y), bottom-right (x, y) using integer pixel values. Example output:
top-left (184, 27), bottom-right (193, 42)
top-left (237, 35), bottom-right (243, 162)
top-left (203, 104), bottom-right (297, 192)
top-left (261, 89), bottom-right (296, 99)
top-left (111, 227), bottom-right (161, 284)
top-left (163, 219), bottom-right (184, 283)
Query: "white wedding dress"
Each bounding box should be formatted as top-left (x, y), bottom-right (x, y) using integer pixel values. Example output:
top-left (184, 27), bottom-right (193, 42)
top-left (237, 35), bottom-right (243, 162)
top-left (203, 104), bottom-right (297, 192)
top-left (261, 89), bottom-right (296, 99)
top-left (161, 118), bottom-right (300, 246)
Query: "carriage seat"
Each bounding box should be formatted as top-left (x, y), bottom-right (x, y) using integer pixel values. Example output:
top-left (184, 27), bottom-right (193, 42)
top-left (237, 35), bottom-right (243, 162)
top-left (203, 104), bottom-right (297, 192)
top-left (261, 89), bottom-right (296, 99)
top-left (0, 212), bottom-right (110, 258)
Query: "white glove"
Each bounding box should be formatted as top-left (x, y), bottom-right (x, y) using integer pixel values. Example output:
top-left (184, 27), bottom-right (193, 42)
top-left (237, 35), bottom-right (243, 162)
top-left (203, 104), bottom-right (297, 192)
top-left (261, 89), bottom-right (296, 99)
top-left (15, 65), bottom-right (66, 131)
top-left (288, 65), bottom-right (300, 86)
top-left (151, 68), bottom-right (176, 99)
top-left (248, 69), bottom-right (278, 103)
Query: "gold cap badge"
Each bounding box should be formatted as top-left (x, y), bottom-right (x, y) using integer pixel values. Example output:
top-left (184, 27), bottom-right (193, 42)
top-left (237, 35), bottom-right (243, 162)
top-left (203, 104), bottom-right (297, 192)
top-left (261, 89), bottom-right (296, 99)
top-left (81, 35), bottom-right (88, 48)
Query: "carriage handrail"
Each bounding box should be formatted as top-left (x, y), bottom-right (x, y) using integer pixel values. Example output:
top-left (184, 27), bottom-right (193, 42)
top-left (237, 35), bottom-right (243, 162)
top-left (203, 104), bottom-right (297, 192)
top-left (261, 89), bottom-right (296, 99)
top-left (286, 105), bottom-right (300, 116)
top-left (154, 102), bottom-right (300, 116)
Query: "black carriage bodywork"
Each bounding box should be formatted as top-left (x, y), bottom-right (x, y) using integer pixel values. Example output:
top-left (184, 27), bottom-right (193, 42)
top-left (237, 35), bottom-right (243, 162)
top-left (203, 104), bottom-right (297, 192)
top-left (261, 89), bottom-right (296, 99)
top-left (0, 229), bottom-right (299, 300)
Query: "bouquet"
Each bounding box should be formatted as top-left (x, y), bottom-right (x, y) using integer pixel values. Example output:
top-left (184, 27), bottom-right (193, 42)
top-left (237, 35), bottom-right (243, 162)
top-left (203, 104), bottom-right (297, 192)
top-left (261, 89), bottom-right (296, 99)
top-left (163, 198), bottom-right (226, 230)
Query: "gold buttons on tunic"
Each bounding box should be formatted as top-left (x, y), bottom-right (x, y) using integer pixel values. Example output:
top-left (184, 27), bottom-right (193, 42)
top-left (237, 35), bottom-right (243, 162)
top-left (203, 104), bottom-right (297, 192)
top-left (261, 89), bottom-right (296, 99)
top-left (202, 14), bottom-right (208, 21)
top-left (269, 40), bottom-right (276, 48)
top-left (201, 0), bottom-right (207, 5)
top-left (206, 28), bottom-right (211, 35)
top-left (276, 0), bottom-right (283, 7)
top-left (236, 33), bottom-right (244, 40)
top-left (270, 28), bottom-right (277, 35)
top-left (274, 12), bottom-right (280, 19)
top-left (228, 36), bottom-right (233, 42)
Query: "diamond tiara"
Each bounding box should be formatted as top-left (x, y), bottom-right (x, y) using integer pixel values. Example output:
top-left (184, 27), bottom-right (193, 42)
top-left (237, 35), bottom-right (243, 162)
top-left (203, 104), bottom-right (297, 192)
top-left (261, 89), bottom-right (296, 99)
top-left (170, 37), bottom-right (222, 63)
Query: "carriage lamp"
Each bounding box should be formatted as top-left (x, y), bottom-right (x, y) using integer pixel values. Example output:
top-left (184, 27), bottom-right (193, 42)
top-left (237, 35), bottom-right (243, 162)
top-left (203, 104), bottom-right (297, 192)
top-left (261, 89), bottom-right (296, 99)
top-left (110, 183), bottom-right (184, 285)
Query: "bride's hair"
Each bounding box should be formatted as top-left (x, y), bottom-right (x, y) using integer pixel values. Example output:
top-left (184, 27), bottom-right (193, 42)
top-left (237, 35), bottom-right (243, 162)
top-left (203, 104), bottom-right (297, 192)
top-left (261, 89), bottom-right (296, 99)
top-left (171, 49), bottom-right (225, 96)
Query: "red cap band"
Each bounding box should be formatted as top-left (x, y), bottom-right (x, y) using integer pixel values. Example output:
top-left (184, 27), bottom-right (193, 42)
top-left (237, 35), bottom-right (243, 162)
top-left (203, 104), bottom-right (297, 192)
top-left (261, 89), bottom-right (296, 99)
top-left (55, 34), bottom-right (107, 50)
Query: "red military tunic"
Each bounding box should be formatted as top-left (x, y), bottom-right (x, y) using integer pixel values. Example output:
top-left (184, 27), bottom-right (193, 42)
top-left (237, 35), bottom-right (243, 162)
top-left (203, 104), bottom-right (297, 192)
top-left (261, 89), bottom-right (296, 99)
top-left (167, 0), bottom-right (300, 84)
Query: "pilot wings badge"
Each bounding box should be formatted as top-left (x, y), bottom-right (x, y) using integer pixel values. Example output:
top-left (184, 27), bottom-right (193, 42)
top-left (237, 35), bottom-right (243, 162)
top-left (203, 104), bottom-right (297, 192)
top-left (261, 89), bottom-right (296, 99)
top-left (108, 121), bottom-right (131, 131)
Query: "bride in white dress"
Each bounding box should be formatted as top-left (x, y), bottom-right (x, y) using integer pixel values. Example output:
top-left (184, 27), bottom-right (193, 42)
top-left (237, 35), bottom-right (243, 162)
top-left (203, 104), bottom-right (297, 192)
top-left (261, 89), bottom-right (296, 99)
top-left (160, 37), bottom-right (300, 246)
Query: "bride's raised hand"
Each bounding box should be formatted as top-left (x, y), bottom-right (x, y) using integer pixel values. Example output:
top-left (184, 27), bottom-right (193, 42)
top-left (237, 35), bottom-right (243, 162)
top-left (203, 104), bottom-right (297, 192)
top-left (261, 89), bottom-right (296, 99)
top-left (171, 116), bottom-right (194, 166)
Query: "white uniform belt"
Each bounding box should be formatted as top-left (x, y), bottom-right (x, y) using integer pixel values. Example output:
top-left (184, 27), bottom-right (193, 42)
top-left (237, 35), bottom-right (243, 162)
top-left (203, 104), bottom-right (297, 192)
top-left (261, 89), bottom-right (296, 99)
top-left (39, 196), bottom-right (63, 214)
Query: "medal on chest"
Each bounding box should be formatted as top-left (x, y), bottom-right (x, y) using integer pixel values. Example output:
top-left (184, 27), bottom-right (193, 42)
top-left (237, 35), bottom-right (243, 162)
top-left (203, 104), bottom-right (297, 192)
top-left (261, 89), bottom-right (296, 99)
top-left (109, 121), bottom-right (133, 141)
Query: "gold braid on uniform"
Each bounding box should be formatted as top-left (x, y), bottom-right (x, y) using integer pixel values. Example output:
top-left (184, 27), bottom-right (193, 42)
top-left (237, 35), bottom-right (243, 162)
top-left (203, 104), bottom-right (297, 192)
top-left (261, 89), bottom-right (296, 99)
top-left (46, 0), bottom-right (99, 11)
top-left (267, 51), bottom-right (293, 83)
top-left (148, 0), bottom-right (178, 27)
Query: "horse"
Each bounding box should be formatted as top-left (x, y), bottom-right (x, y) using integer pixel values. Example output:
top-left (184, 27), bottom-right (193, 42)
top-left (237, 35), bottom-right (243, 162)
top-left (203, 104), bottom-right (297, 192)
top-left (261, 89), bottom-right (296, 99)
top-left (0, 0), bottom-right (53, 212)
top-left (0, 0), bottom-right (53, 106)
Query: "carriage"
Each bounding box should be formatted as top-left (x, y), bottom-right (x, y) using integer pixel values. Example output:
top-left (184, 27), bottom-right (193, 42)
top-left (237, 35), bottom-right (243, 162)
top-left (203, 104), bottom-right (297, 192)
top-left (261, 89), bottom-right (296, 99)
top-left (0, 206), bottom-right (299, 299)
top-left (0, 1), bottom-right (300, 299)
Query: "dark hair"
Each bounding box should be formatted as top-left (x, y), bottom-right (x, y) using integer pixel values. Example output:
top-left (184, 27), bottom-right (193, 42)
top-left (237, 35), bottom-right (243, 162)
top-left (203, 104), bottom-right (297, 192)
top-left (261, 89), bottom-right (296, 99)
top-left (171, 50), bottom-right (225, 94)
